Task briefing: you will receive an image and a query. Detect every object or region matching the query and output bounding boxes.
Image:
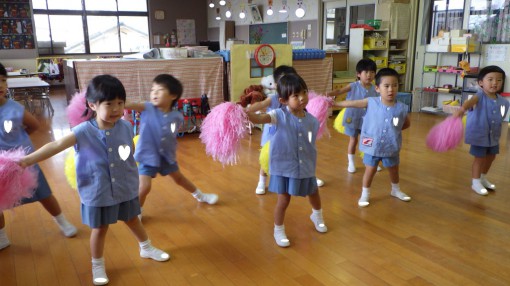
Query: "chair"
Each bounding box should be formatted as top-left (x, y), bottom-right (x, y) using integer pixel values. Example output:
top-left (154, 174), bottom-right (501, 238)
top-left (31, 92), bottom-right (54, 117)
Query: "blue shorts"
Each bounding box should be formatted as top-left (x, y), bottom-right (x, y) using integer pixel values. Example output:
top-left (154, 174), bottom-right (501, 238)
top-left (469, 145), bottom-right (499, 157)
top-left (344, 127), bottom-right (361, 137)
top-left (21, 164), bottom-right (52, 204)
top-left (138, 161), bottom-right (179, 177)
top-left (363, 154), bottom-right (399, 168)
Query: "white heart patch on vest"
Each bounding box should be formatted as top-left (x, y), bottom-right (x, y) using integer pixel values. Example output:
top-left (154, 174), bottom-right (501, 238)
top-left (4, 120), bottom-right (12, 133)
top-left (308, 131), bottom-right (312, 143)
top-left (118, 145), bottom-right (131, 161)
top-left (501, 105), bottom-right (506, 118)
top-left (171, 122), bottom-right (176, 133)
top-left (392, 117), bottom-right (399, 126)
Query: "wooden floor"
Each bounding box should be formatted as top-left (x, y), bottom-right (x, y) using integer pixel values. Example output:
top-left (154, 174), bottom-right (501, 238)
top-left (1, 87), bottom-right (510, 286)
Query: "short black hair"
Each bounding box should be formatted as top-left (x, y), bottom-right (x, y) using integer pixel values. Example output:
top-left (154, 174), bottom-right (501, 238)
top-left (0, 63), bottom-right (6, 77)
top-left (84, 75), bottom-right (126, 118)
top-left (153, 74), bottom-right (183, 107)
top-left (356, 59), bottom-right (377, 73)
top-left (477, 65), bottom-right (506, 82)
top-left (375, 68), bottom-right (399, 86)
top-left (273, 65), bottom-right (297, 82)
top-left (276, 73), bottom-right (308, 101)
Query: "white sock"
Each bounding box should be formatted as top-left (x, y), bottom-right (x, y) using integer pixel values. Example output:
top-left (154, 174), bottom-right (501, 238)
top-left (92, 257), bottom-right (105, 266)
top-left (53, 213), bottom-right (67, 224)
top-left (391, 183), bottom-right (400, 191)
top-left (472, 178), bottom-right (481, 186)
top-left (259, 175), bottom-right (267, 184)
top-left (192, 189), bottom-right (202, 199)
top-left (312, 208), bottom-right (322, 215)
top-left (348, 154), bottom-right (355, 164)
top-left (139, 239), bottom-right (152, 251)
top-left (274, 224), bottom-right (285, 231)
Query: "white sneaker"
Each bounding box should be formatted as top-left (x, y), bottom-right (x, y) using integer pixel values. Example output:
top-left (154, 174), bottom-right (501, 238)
top-left (480, 178), bottom-right (496, 190)
top-left (140, 245), bottom-right (170, 261)
top-left (316, 178), bottom-right (324, 187)
top-left (0, 232), bottom-right (10, 250)
top-left (56, 219), bottom-right (77, 237)
top-left (377, 166), bottom-right (382, 172)
top-left (92, 264), bottom-right (109, 286)
top-left (358, 192), bottom-right (370, 207)
top-left (347, 164), bottom-right (356, 173)
top-left (274, 229), bottom-right (290, 248)
top-left (255, 182), bottom-right (266, 195)
top-left (196, 193), bottom-right (219, 204)
top-left (471, 184), bottom-right (488, 196)
top-left (391, 189), bottom-right (411, 201)
top-left (310, 213), bottom-right (327, 233)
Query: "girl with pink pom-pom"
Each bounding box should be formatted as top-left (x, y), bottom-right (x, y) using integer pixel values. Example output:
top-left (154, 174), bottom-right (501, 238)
top-left (19, 75), bottom-right (169, 285)
top-left (247, 73), bottom-right (327, 248)
top-left (335, 68), bottom-right (410, 208)
top-left (0, 62), bottom-right (77, 251)
top-left (246, 65), bottom-right (325, 195)
top-left (331, 59), bottom-right (382, 173)
top-left (125, 74), bottom-right (218, 220)
top-left (452, 65), bottom-right (509, 196)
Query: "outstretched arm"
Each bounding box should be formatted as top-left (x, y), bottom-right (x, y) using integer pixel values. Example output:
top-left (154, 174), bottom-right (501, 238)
top-left (247, 111), bottom-right (272, 125)
top-left (333, 98), bottom-right (369, 109)
top-left (245, 96), bottom-right (272, 113)
top-left (22, 110), bottom-right (40, 135)
top-left (20, 133), bottom-right (77, 167)
top-left (124, 102), bottom-right (146, 112)
top-left (453, 95), bottom-right (478, 117)
top-left (328, 84), bottom-right (351, 98)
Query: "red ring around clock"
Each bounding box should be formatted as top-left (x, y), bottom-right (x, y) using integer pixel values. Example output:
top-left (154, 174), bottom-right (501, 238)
top-left (254, 44), bottom-right (275, 67)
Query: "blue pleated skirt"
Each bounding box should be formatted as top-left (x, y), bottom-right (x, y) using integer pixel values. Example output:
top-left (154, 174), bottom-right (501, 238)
top-left (268, 175), bottom-right (318, 197)
top-left (81, 197), bottom-right (141, 228)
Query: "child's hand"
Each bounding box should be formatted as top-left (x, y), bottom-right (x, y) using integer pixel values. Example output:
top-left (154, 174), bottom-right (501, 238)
top-left (17, 158), bottom-right (28, 168)
top-left (453, 107), bottom-right (465, 118)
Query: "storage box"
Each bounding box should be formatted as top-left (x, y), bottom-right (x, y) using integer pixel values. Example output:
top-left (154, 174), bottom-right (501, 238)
top-left (450, 29), bottom-right (466, 37)
top-left (426, 44), bottom-right (450, 52)
top-left (423, 65), bottom-right (438, 72)
top-left (389, 62), bottom-right (406, 74)
top-left (369, 56), bottom-right (388, 68)
top-left (363, 37), bottom-right (388, 49)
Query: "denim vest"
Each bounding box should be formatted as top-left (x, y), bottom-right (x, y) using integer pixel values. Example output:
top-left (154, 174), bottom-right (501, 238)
top-left (72, 119), bottom-right (139, 207)
top-left (134, 102), bottom-right (184, 166)
top-left (269, 107), bottom-right (318, 179)
top-left (359, 97), bottom-right (408, 157)
top-left (0, 99), bottom-right (33, 151)
top-left (465, 90), bottom-right (510, 147)
top-left (343, 81), bottom-right (378, 130)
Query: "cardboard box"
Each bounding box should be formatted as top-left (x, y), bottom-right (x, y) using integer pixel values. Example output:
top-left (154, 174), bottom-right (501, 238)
top-left (450, 29), bottom-right (466, 37)
top-left (426, 43), bottom-right (450, 52)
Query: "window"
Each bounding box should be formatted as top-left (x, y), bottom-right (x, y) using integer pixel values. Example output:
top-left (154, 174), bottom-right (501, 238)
top-left (33, 0), bottom-right (149, 55)
top-left (429, 0), bottom-right (464, 41)
top-left (250, 59), bottom-right (273, 78)
top-left (469, 0), bottom-right (510, 43)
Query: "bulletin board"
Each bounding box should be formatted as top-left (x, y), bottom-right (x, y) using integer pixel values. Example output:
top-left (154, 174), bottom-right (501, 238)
top-left (0, 0), bottom-right (35, 49)
top-left (249, 22), bottom-right (288, 44)
top-left (176, 19), bottom-right (196, 45)
top-left (230, 44), bottom-right (292, 103)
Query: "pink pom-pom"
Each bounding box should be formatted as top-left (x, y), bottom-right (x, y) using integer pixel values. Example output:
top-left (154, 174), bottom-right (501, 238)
top-left (199, 102), bottom-right (249, 166)
top-left (306, 92), bottom-right (334, 139)
top-left (67, 90), bottom-right (92, 128)
top-left (0, 149), bottom-right (38, 211)
top-left (426, 116), bottom-right (464, 152)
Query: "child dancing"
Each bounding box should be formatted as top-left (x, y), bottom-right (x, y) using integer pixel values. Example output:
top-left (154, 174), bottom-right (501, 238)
top-left (20, 75), bottom-right (169, 285)
top-left (453, 65), bottom-right (509, 195)
top-left (335, 68), bottom-right (410, 207)
top-left (246, 65), bottom-right (324, 194)
top-left (331, 59), bottom-right (380, 173)
top-left (247, 73), bottom-right (327, 247)
top-left (126, 74), bottom-right (218, 218)
top-left (0, 63), bottom-right (76, 250)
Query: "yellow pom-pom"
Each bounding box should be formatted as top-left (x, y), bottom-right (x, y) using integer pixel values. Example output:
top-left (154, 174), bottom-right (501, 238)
top-left (64, 148), bottom-right (77, 190)
top-left (133, 134), bottom-right (139, 146)
top-left (333, 108), bottom-right (346, 134)
top-left (462, 114), bottom-right (467, 127)
top-left (359, 151), bottom-right (364, 159)
top-left (259, 141), bottom-right (270, 175)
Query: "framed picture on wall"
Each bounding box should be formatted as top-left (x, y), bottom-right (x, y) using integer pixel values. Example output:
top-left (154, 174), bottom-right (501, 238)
top-left (249, 4), bottom-right (263, 24)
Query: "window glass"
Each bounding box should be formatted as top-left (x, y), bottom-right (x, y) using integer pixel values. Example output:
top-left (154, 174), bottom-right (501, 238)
top-left (87, 16), bottom-right (120, 53)
top-left (85, 0), bottom-right (117, 11)
top-left (47, 0), bottom-right (82, 10)
top-left (119, 16), bottom-right (149, 52)
top-left (50, 15), bottom-right (85, 53)
top-left (431, 0), bottom-right (463, 38)
top-left (118, 0), bottom-right (147, 12)
top-left (32, 0), bottom-right (47, 10)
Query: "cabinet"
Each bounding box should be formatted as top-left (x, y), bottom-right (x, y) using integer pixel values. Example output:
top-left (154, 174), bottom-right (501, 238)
top-left (0, 0), bottom-right (34, 50)
top-left (419, 51), bottom-right (481, 115)
top-left (348, 28), bottom-right (389, 72)
top-left (388, 39), bottom-right (407, 91)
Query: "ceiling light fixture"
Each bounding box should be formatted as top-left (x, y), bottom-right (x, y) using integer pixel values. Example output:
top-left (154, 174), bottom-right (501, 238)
top-left (215, 8), bottom-right (221, 20)
top-left (279, 0), bottom-right (288, 13)
top-left (219, 0), bottom-right (226, 6)
top-left (295, 0), bottom-right (305, 18)
top-left (267, 0), bottom-right (273, 16)
top-left (209, 0), bottom-right (215, 8)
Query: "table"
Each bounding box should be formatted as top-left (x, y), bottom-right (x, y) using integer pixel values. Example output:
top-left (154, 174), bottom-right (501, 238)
top-left (7, 71), bottom-right (42, 78)
top-left (7, 78), bottom-right (53, 116)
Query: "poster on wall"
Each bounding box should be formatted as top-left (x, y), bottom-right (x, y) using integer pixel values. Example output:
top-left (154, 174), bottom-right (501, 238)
top-left (0, 0), bottom-right (34, 49)
top-left (176, 19), bottom-right (196, 46)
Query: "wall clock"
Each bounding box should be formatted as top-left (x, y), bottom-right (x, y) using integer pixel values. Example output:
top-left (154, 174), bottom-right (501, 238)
top-left (254, 44), bottom-right (275, 67)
